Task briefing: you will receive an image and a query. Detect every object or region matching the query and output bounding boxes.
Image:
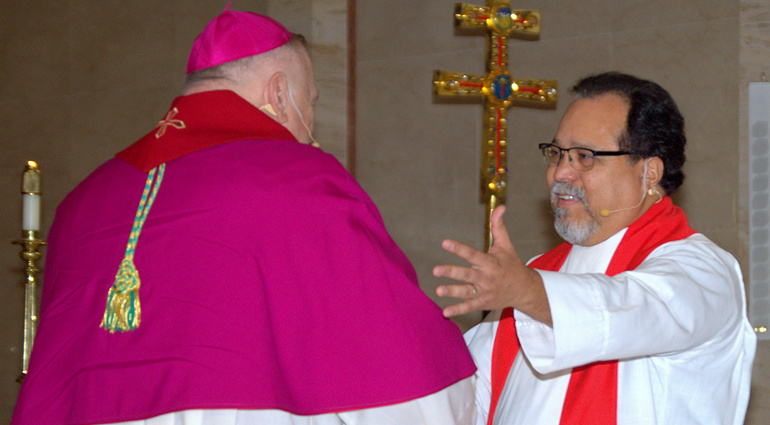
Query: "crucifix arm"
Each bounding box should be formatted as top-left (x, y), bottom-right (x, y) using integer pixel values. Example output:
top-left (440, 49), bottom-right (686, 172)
top-left (454, 3), bottom-right (491, 29)
top-left (455, 3), bottom-right (541, 37)
top-left (433, 71), bottom-right (486, 97)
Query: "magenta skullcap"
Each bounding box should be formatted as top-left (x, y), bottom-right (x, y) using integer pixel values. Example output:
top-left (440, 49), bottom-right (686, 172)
top-left (186, 4), bottom-right (293, 74)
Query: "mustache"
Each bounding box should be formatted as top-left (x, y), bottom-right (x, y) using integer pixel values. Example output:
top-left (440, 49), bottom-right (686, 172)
top-left (550, 181), bottom-right (587, 205)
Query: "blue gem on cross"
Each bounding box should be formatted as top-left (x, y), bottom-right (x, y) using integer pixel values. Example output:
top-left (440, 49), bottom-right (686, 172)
top-left (492, 74), bottom-right (513, 100)
top-left (495, 7), bottom-right (513, 30)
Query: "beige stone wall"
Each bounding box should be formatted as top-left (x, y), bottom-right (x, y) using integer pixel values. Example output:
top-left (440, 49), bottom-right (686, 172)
top-left (355, 0), bottom-right (765, 423)
top-left (741, 1), bottom-right (770, 423)
top-left (0, 1), bottom-right (347, 423)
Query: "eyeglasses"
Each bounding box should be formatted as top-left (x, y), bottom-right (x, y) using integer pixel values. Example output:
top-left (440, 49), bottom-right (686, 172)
top-left (538, 143), bottom-right (635, 171)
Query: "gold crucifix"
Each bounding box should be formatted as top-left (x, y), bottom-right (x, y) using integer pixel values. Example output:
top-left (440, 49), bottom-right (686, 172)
top-left (433, 1), bottom-right (557, 251)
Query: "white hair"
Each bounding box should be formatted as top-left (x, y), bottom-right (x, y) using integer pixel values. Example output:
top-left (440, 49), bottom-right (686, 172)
top-left (182, 35), bottom-right (308, 93)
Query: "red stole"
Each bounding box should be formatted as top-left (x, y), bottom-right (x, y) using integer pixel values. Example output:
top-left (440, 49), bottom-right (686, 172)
top-left (487, 197), bottom-right (694, 425)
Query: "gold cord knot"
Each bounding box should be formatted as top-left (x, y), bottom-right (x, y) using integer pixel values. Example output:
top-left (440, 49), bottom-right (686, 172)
top-left (100, 164), bottom-right (165, 333)
top-left (101, 258), bottom-right (141, 333)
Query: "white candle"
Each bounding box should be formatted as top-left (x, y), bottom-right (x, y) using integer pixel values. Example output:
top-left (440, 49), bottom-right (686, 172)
top-left (21, 161), bottom-right (41, 232)
top-left (22, 193), bottom-right (40, 231)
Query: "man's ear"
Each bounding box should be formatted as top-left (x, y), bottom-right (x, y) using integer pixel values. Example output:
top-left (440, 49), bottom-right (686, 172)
top-left (263, 72), bottom-right (290, 124)
top-left (645, 156), bottom-right (664, 190)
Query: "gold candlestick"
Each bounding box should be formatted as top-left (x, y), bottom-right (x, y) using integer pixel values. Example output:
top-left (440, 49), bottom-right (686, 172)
top-left (13, 162), bottom-right (46, 383)
top-left (13, 232), bottom-right (46, 383)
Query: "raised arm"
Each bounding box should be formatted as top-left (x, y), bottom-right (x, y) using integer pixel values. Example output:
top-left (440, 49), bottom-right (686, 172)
top-left (433, 206), bottom-right (552, 326)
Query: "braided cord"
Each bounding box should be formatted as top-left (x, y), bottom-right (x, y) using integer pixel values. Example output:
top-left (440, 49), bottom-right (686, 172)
top-left (101, 164), bottom-right (166, 332)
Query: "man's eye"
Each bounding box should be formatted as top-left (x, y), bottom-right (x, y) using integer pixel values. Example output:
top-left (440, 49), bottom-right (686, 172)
top-left (576, 150), bottom-right (593, 160)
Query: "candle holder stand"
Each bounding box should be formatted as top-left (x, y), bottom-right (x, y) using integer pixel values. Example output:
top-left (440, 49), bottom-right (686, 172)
top-left (12, 230), bottom-right (46, 384)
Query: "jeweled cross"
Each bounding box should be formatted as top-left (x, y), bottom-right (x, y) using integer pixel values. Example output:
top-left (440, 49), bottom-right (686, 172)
top-left (433, 1), bottom-right (557, 250)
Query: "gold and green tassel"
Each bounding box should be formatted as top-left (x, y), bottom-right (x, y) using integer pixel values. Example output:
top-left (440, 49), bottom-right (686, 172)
top-left (101, 164), bottom-right (165, 333)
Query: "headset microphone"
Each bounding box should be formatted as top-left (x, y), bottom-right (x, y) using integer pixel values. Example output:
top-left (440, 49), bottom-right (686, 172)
top-left (258, 82), bottom-right (321, 148)
top-left (258, 99), bottom-right (320, 148)
top-left (600, 187), bottom-right (662, 217)
top-left (287, 83), bottom-right (321, 148)
top-left (258, 104), bottom-right (277, 117)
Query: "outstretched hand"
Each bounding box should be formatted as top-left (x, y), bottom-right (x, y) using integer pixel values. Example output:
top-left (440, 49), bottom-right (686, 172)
top-left (433, 206), bottom-right (552, 326)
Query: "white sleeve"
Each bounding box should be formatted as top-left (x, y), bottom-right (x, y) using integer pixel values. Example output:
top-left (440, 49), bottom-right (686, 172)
top-left (463, 310), bottom-right (502, 425)
top-left (516, 234), bottom-right (747, 374)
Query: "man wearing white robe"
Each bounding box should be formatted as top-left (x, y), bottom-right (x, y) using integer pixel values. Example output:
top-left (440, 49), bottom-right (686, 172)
top-left (433, 72), bottom-right (756, 425)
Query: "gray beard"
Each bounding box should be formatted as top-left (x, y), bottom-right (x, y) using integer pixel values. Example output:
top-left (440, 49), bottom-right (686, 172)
top-left (551, 181), bottom-right (600, 246)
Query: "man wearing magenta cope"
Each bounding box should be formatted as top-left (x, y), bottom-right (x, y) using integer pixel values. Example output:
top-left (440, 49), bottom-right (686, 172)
top-left (434, 72), bottom-right (756, 425)
top-left (12, 6), bottom-right (476, 425)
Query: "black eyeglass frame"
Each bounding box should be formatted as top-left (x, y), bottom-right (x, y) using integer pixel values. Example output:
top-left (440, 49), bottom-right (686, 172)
top-left (538, 143), bottom-right (637, 170)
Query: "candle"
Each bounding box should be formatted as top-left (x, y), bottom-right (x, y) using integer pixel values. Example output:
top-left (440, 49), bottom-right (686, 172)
top-left (21, 161), bottom-right (41, 232)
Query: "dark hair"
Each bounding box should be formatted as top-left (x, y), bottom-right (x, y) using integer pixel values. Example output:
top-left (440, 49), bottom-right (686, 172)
top-left (570, 72), bottom-right (686, 195)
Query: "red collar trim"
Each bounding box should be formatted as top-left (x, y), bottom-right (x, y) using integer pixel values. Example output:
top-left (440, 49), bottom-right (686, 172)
top-left (116, 90), bottom-right (296, 172)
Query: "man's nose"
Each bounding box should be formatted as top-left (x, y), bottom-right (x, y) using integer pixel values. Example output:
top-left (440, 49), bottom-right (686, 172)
top-left (552, 151), bottom-right (578, 181)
